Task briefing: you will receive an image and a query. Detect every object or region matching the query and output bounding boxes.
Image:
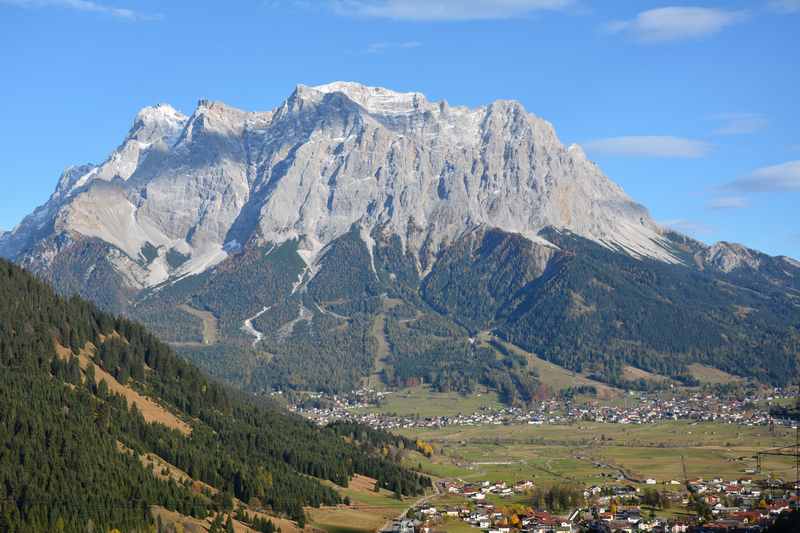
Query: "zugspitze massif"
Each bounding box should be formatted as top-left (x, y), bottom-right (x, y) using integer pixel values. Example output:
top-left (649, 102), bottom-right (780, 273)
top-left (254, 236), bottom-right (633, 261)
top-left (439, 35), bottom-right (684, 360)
top-left (2, 81), bottom-right (673, 286)
top-left (3, 82), bottom-right (798, 396)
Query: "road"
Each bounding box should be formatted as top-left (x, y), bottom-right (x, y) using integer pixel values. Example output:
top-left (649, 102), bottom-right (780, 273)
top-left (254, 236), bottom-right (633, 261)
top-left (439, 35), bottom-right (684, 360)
top-left (377, 479), bottom-right (444, 533)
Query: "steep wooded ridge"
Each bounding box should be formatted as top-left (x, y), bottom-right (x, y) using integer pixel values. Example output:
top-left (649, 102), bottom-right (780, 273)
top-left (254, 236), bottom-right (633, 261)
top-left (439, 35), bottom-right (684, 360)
top-left (2, 82), bottom-right (799, 398)
top-left (0, 259), bottom-right (430, 532)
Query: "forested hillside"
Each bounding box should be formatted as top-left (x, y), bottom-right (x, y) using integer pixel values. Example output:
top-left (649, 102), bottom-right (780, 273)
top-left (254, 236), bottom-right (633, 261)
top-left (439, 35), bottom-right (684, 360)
top-left (496, 229), bottom-right (800, 386)
top-left (0, 259), bottom-right (430, 532)
top-left (119, 222), bottom-right (800, 406)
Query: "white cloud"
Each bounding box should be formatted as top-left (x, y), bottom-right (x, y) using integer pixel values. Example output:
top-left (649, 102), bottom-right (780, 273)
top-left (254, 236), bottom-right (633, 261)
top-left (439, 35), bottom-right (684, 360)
top-left (606, 7), bottom-right (746, 43)
top-left (583, 136), bottom-right (712, 158)
top-left (710, 112), bottom-right (768, 135)
top-left (331, 0), bottom-right (575, 21)
top-left (707, 196), bottom-right (749, 210)
top-left (768, 0), bottom-right (800, 13)
top-left (727, 161), bottom-right (800, 192)
top-left (365, 40), bottom-right (422, 53)
top-left (0, 0), bottom-right (160, 20)
top-left (660, 218), bottom-right (715, 236)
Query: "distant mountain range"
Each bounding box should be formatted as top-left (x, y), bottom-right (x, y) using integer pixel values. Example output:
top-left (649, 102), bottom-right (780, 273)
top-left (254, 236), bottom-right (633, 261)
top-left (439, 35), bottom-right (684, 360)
top-left (2, 82), bottom-right (798, 398)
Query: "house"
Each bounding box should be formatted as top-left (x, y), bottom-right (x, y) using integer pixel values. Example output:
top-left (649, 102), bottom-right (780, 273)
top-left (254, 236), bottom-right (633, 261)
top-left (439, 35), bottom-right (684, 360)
top-left (768, 501), bottom-right (790, 514)
top-left (668, 523), bottom-right (689, 533)
top-left (645, 478), bottom-right (657, 485)
top-left (514, 480), bottom-right (535, 492)
top-left (730, 511), bottom-right (763, 524)
top-left (605, 520), bottom-right (634, 533)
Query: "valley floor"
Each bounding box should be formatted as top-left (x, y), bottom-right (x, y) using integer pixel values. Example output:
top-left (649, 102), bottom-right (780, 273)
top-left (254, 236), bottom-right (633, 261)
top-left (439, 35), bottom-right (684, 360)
top-left (309, 420), bottom-right (796, 532)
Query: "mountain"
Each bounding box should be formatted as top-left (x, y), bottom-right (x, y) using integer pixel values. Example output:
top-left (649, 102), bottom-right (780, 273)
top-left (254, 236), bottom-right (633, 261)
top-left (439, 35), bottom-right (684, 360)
top-left (2, 82), bottom-right (798, 398)
top-left (0, 258), bottom-right (430, 532)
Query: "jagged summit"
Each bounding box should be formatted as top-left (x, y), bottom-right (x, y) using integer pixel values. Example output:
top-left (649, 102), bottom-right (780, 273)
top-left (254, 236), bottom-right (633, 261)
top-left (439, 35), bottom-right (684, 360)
top-left (134, 102), bottom-right (186, 126)
top-left (309, 81), bottom-right (429, 115)
top-left (2, 81), bottom-right (770, 294)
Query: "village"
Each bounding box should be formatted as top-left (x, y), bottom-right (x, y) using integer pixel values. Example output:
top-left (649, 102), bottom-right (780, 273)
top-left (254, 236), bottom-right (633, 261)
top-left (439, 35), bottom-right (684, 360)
top-left (283, 387), bottom-right (797, 432)
top-left (386, 474), bottom-right (799, 533)
top-left (280, 385), bottom-right (800, 531)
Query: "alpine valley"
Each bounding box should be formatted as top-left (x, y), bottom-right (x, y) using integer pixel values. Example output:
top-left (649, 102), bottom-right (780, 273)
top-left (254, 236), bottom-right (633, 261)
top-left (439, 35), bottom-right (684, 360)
top-left (3, 82), bottom-right (799, 402)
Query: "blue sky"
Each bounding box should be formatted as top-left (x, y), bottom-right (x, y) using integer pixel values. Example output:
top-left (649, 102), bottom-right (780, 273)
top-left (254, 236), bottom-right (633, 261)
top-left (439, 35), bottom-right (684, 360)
top-left (1, 0), bottom-right (798, 258)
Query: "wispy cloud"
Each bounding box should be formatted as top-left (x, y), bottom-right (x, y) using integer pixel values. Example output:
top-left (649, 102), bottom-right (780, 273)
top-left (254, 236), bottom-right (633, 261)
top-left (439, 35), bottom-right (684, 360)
top-left (583, 136), bottom-right (712, 158)
top-left (707, 196), bottom-right (749, 210)
top-left (365, 40), bottom-right (422, 53)
top-left (331, 0), bottom-right (576, 21)
top-left (660, 218), bottom-right (715, 237)
top-left (606, 7), bottom-right (746, 43)
top-left (768, 0), bottom-right (800, 13)
top-left (726, 161), bottom-right (800, 192)
top-left (0, 0), bottom-right (161, 20)
top-left (709, 112), bottom-right (767, 135)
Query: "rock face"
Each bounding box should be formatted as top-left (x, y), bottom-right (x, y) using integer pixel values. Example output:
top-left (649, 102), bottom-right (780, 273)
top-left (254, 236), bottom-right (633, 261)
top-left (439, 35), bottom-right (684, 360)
top-left (699, 242), bottom-right (763, 273)
top-left (1, 82), bottom-right (678, 291)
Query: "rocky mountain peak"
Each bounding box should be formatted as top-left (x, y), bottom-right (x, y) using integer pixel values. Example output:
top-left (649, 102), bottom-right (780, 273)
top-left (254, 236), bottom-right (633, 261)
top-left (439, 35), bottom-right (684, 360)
top-left (134, 103), bottom-right (186, 128)
top-left (2, 82), bottom-right (691, 289)
top-left (310, 81), bottom-right (429, 115)
top-left (701, 241), bottom-right (763, 273)
top-left (782, 256), bottom-right (800, 268)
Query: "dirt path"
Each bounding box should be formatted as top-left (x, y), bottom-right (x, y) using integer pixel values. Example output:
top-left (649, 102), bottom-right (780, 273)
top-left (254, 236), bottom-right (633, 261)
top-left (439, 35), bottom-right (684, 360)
top-left (241, 305), bottom-right (272, 348)
top-left (315, 301), bottom-right (350, 321)
top-left (177, 304), bottom-right (218, 345)
top-left (367, 314), bottom-right (391, 389)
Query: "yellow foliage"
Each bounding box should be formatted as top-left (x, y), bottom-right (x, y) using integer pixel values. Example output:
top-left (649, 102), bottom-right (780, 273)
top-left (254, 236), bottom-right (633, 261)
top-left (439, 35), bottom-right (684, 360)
top-left (415, 439), bottom-right (434, 457)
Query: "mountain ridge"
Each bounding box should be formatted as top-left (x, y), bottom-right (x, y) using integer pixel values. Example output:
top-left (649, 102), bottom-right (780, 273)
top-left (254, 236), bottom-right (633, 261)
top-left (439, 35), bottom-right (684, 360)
top-left (1, 81), bottom-right (686, 289)
top-left (2, 81), bottom-right (798, 397)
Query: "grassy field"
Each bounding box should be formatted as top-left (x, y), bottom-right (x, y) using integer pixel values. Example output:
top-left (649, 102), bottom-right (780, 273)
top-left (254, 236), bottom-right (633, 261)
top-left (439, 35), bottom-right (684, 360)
top-left (356, 385), bottom-right (504, 418)
top-left (622, 365), bottom-right (672, 384)
top-left (176, 303), bottom-right (218, 345)
top-left (309, 474), bottom-right (415, 533)
top-left (307, 421), bottom-right (796, 532)
top-left (478, 336), bottom-right (620, 399)
top-left (399, 421), bottom-right (797, 489)
top-left (687, 363), bottom-right (743, 384)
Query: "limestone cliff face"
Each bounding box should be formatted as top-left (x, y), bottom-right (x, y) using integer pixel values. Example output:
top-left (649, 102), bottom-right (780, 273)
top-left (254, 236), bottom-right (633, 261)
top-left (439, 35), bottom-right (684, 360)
top-left (0, 82), bottom-right (703, 291)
